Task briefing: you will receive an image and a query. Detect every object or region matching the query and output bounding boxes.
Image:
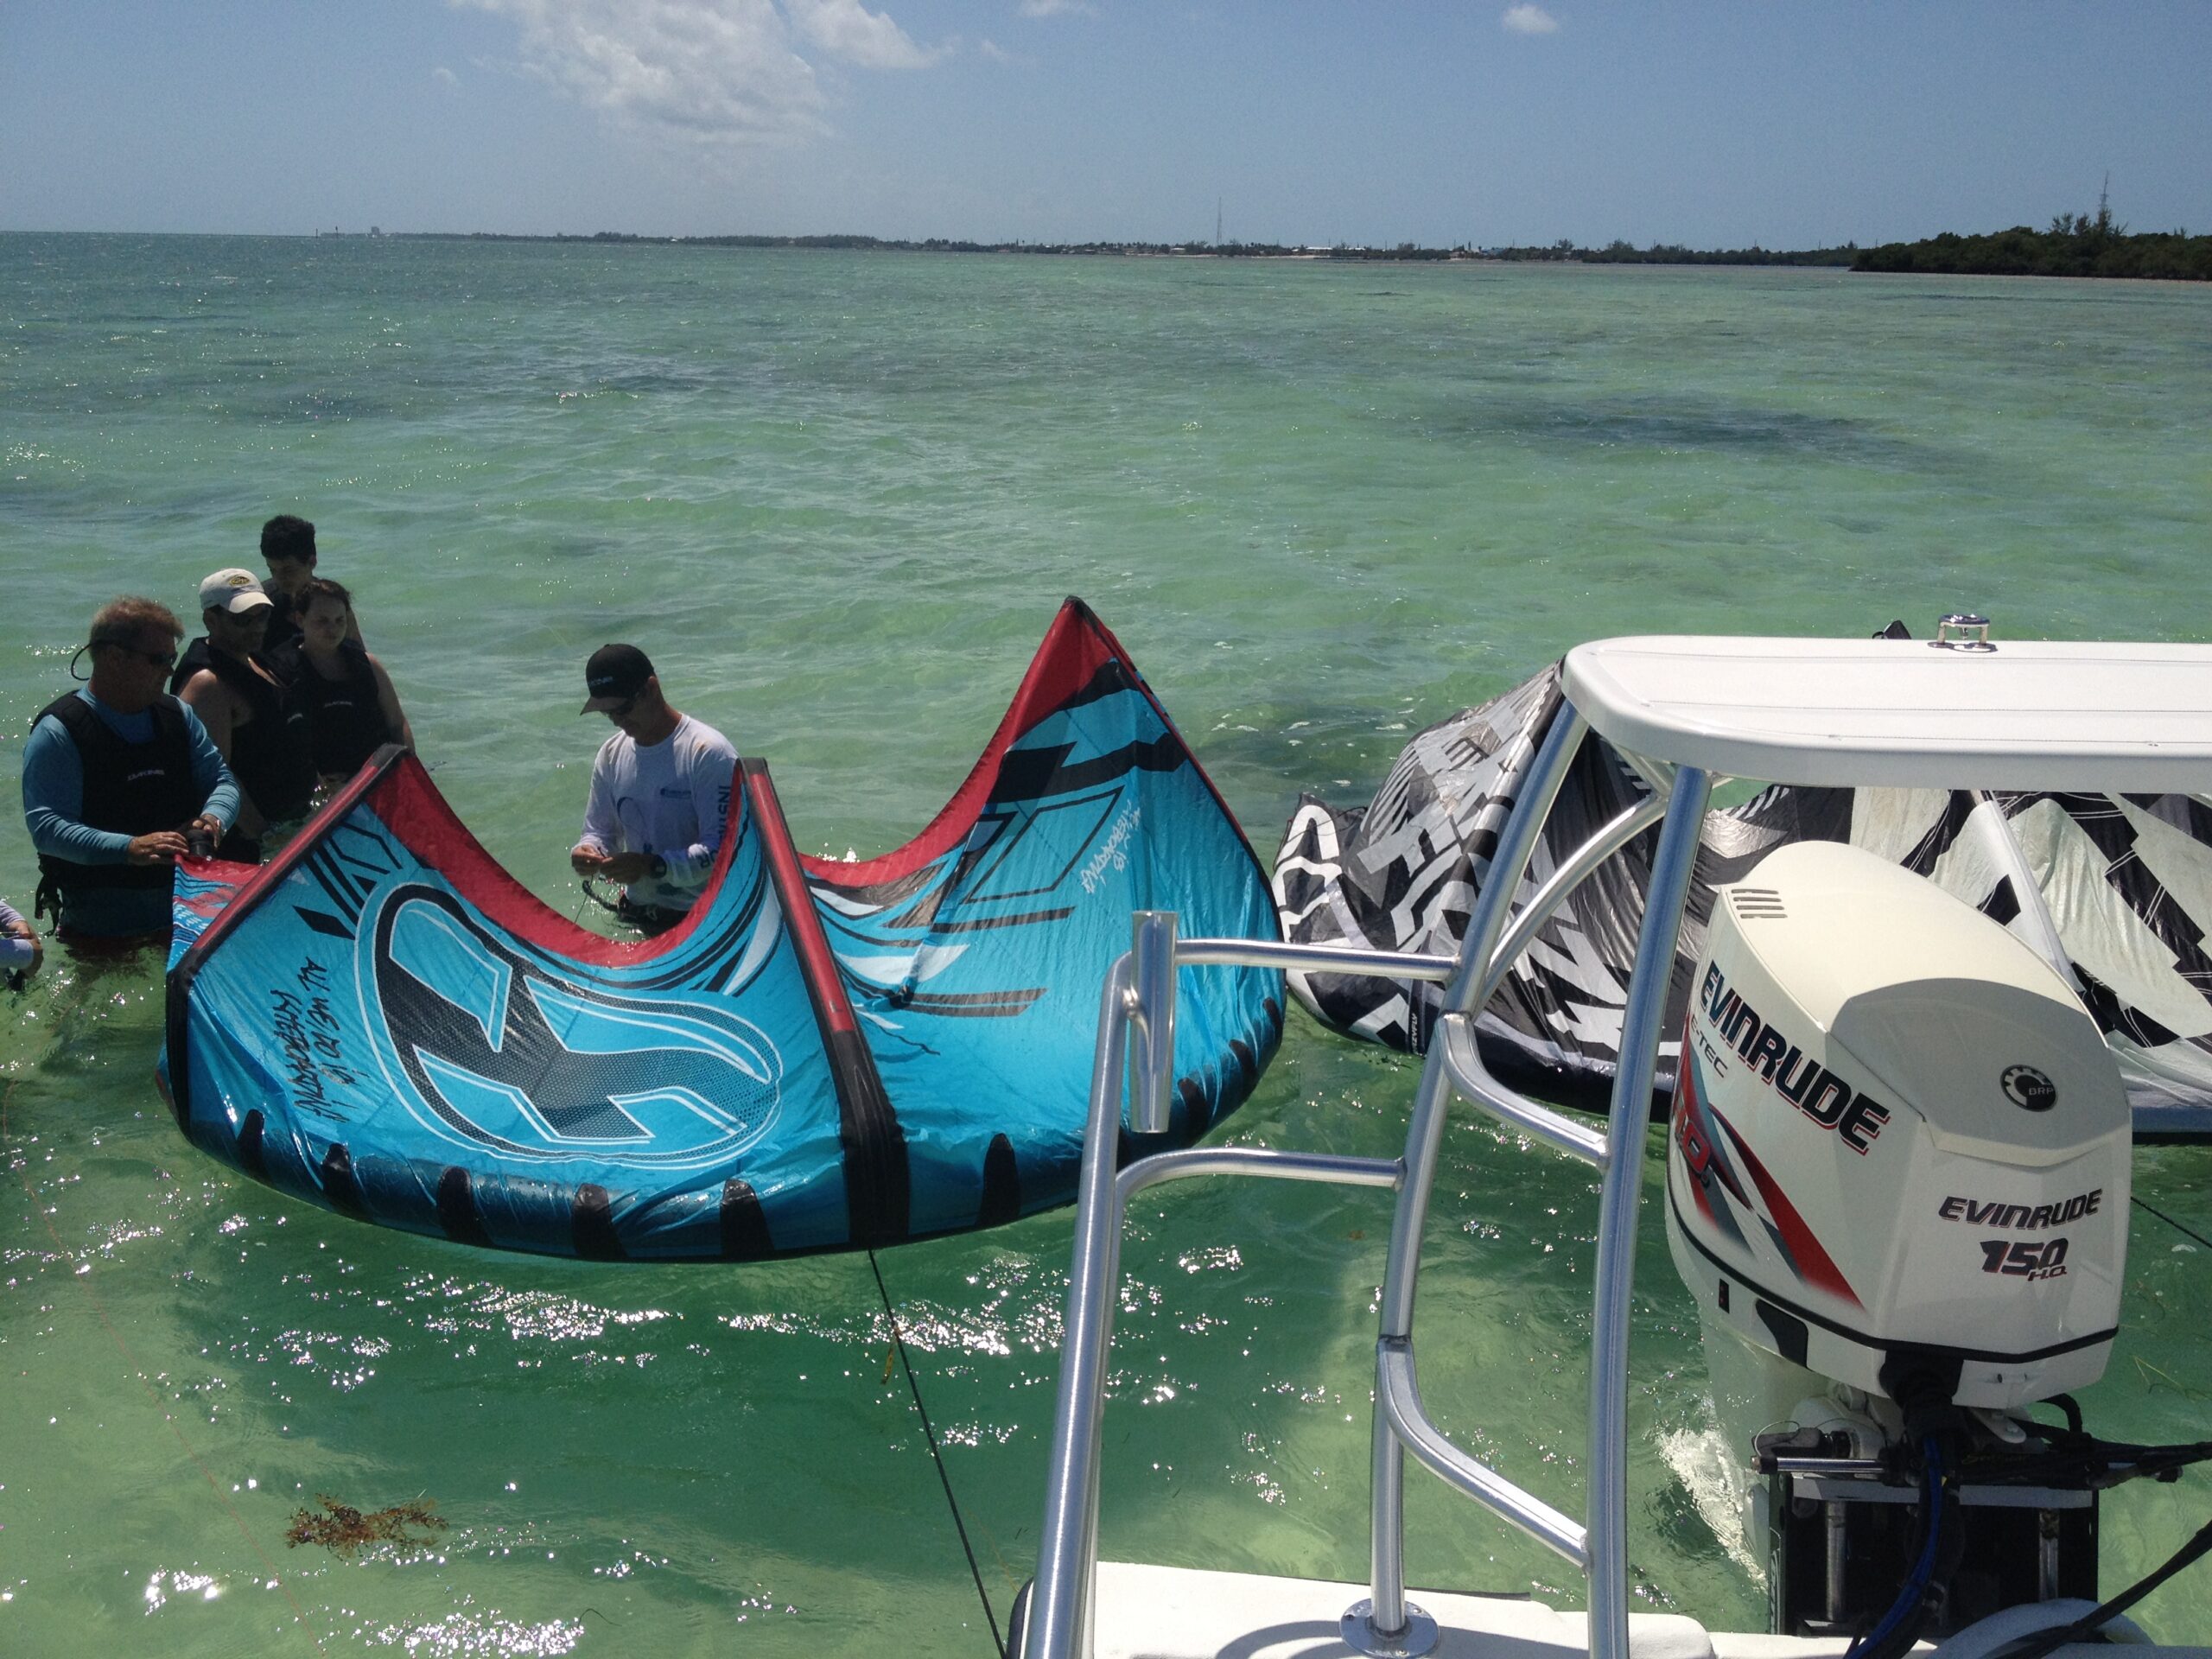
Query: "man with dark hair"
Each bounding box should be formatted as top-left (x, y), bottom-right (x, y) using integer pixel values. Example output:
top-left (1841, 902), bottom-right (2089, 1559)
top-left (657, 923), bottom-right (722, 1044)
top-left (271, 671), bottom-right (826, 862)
top-left (259, 513), bottom-right (319, 654)
top-left (257, 513), bottom-right (364, 657)
top-left (21, 597), bottom-right (239, 942)
top-left (569, 645), bottom-right (738, 934)
top-left (176, 569), bottom-right (316, 862)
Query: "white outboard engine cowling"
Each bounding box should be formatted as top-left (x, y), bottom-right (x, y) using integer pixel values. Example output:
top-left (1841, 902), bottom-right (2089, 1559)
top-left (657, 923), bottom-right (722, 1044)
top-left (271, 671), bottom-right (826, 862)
top-left (1668, 839), bottom-right (2129, 1408)
top-left (1668, 840), bottom-right (2138, 1638)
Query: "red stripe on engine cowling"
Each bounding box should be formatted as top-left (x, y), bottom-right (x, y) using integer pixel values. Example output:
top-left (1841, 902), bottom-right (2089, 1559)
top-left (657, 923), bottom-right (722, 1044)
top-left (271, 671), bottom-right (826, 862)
top-left (1709, 1105), bottom-right (1865, 1309)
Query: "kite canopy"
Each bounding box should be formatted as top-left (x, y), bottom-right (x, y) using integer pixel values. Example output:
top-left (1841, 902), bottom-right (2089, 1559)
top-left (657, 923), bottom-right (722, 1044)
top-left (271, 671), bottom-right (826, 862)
top-left (1274, 661), bottom-right (2212, 1141)
top-left (164, 600), bottom-right (1283, 1260)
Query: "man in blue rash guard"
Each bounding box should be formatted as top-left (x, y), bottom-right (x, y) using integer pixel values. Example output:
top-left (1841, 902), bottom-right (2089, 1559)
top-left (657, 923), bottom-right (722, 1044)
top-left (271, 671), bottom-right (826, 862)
top-left (569, 644), bottom-right (737, 936)
top-left (22, 597), bottom-right (240, 943)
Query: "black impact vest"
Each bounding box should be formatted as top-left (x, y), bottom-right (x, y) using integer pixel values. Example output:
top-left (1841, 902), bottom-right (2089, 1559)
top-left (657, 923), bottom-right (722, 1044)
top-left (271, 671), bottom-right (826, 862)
top-left (293, 641), bottom-right (391, 779)
top-left (168, 638), bottom-right (211, 697)
top-left (172, 633), bottom-right (304, 696)
top-left (35, 694), bottom-right (201, 896)
top-left (202, 648), bottom-right (316, 823)
top-left (263, 589), bottom-right (305, 656)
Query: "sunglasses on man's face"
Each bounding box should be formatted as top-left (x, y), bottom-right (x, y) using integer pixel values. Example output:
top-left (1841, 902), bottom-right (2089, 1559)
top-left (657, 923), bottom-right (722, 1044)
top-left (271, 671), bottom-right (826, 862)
top-left (101, 639), bottom-right (177, 671)
top-left (604, 692), bottom-right (641, 721)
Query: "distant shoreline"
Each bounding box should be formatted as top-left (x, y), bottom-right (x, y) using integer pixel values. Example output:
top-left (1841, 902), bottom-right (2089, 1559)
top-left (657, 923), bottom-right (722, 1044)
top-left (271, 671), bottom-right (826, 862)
top-left (323, 227), bottom-right (2202, 280)
top-left (364, 229), bottom-right (1860, 268)
top-left (1853, 211), bottom-right (2209, 282)
top-left (16, 225), bottom-right (2203, 280)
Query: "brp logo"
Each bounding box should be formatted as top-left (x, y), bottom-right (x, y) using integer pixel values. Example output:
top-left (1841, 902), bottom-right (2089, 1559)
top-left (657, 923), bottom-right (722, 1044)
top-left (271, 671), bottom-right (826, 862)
top-left (362, 885), bottom-right (781, 1169)
top-left (2001, 1064), bottom-right (2058, 1113)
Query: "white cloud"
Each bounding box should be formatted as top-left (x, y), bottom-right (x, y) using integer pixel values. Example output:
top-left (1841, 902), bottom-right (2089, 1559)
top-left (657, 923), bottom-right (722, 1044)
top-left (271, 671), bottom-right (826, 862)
top-left (785, 0), bottom-right (941, 68)
top-left (1501, 4), bottom-right (1559, 35)
top-left (1018, 0), bottom-right (1092, 17)
top-left (458, 0), bottom-right (940, 148)
top-left (978, 37), bottom-right (1012, 61)
top-left (432, 64), bottom-right (461, 86)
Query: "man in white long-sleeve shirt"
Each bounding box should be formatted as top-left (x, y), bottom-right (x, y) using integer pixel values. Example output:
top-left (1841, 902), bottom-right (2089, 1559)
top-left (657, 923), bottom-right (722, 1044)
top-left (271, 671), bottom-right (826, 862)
top-left (569, 644), bottom-right (738, 934)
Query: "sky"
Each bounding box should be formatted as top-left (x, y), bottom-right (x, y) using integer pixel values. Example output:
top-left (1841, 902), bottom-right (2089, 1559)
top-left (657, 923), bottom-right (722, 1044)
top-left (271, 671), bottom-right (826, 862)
top-left (4, 1), bottom-right (2209, 249)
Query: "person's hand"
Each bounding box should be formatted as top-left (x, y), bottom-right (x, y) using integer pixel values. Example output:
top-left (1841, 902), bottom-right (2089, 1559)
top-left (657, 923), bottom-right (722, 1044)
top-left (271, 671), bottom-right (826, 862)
top-left (4, 924), bottom-right (42, 982)
top-left (181, 813), bottom-right (224, 859)
top-left (570, 843), bottom-right (607, 878)
top-left (127, 830), bottom-right (188, 867)
top-left (597, 852), bottom-right (651, 884)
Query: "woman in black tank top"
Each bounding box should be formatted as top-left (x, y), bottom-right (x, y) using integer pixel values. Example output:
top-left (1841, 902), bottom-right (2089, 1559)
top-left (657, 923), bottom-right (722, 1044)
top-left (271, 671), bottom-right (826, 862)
top-left (294, 579), bottom-right (415, 785)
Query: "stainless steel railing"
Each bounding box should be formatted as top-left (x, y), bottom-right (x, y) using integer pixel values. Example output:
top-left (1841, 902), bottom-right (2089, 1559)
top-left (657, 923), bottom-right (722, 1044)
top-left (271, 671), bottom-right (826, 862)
top-left (1021, 941), bottom-right (1440, 1659)
top-left (1022, 699), bottom-right (1713, 1659)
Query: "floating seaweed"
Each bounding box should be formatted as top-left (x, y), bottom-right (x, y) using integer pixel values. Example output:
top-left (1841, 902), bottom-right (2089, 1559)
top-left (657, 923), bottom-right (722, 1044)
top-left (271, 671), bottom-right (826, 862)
top-left (285, 1494), bottom-right (448, 1558)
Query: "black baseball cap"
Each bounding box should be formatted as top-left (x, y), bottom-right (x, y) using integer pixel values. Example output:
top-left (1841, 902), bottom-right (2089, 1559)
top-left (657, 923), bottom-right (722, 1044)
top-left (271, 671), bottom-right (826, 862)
top-left (581, 643), bottom-right (655, 714)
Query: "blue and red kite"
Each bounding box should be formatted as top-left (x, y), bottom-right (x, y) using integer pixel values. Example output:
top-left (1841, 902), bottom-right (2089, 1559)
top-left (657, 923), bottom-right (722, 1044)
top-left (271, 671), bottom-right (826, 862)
top-left (163, 601), bottom-right (1281, 1260)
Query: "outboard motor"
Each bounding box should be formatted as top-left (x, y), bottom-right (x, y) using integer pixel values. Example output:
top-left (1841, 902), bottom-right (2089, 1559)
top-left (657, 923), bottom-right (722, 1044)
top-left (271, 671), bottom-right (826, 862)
top-left (1667, 841), bottom-right (2139, 1645)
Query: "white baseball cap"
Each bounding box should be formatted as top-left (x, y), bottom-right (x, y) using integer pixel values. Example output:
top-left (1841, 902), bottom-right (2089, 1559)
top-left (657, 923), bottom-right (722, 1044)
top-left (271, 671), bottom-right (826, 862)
top-left (198, 567), bottom-right (274, 616)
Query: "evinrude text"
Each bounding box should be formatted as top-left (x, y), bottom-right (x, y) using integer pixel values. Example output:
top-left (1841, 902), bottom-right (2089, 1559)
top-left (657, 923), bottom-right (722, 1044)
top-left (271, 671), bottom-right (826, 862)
top-left (1939, 1190), bottom-right (2102, 1230)
top-left (1698, 963), bottom-right (1890, 1154)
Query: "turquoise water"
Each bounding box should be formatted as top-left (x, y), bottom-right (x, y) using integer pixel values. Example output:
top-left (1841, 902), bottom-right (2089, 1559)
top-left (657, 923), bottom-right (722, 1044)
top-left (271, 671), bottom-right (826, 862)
top-left (3, 236), bottom-right (2210, 1655)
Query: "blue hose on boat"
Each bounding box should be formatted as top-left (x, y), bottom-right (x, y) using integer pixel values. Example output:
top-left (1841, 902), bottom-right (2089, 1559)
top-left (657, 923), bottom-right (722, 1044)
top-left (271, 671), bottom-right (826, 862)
top-left (1846, 1439), bottom-right (1945, 1659)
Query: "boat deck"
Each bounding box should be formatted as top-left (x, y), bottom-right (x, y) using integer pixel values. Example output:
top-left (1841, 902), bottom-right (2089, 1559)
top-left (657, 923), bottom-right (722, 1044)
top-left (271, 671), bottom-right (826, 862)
top-left (1060, 1563), bottom-right (2212, 1659)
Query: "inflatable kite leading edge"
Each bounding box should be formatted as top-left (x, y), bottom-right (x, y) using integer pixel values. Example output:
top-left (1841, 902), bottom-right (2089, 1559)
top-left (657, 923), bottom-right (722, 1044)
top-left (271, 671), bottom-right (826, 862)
top-left (162, 599), bottom-right (1284, 1260)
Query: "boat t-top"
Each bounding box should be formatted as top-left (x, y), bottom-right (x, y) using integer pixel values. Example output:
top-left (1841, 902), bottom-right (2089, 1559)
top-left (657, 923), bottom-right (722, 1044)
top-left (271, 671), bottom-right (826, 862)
top-left (1018, 620), bottom-right (2212, 1659)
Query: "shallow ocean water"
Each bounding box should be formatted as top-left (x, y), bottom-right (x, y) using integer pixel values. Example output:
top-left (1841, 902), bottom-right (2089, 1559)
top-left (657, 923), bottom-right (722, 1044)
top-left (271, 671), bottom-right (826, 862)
top-left (3, 237), bottom-right (2210, 1654)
